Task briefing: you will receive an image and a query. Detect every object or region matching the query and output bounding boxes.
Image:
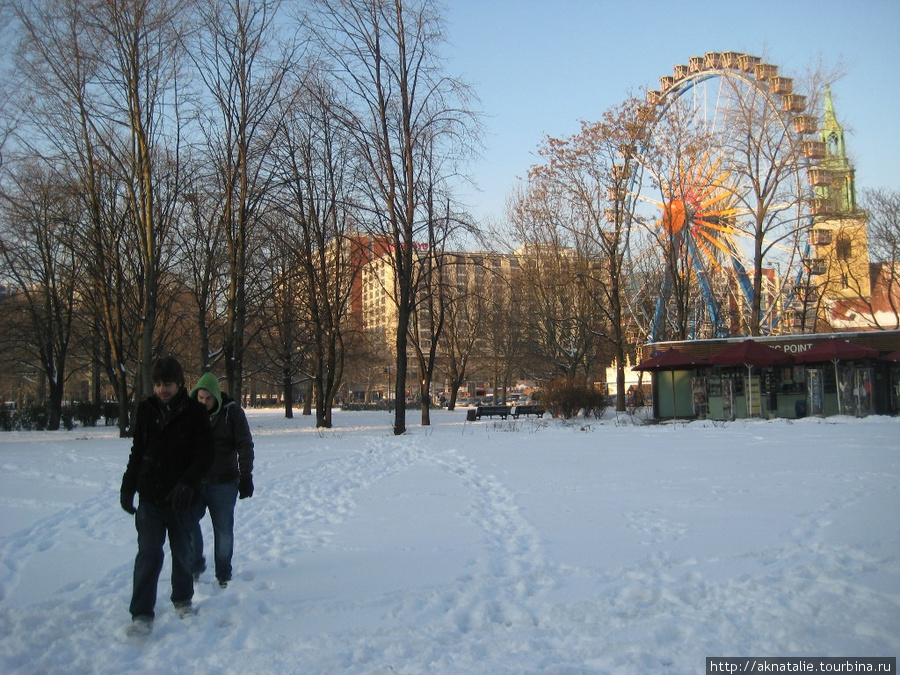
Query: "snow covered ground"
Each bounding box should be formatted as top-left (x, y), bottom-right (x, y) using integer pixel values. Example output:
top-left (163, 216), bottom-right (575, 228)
top-left (0, 408), bottom-right (898, 674)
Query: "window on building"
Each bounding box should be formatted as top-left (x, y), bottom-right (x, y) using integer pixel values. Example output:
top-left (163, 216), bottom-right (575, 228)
top-left (836, 235), bottom-right (852, 261)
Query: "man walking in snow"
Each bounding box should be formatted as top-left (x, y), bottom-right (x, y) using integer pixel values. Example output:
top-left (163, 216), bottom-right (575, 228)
top-left (189, 372), bottom-right (255, 588)
top-left (120, 356), bottom-right (214, 636)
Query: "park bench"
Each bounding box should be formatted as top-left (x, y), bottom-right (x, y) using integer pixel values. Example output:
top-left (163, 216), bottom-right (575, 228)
top-left (511, 405), bottom-right (545, 419)
top-left (474, 405), bottom-right (510, 420)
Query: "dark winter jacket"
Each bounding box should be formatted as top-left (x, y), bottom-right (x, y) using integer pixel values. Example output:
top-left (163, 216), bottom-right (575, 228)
top-left (120, 388), bottom-right (214, 508)
top-left (190, 373), bottom-right (254, 484)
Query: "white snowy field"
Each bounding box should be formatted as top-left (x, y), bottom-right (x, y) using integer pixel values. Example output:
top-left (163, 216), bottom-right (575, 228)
top-left (0, 408), bottom-right (898, 674)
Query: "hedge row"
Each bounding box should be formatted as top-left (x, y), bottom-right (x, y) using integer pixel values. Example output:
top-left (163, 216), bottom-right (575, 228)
top-left (540, 379), bottom-right (609, 419)
top-left (0, 402), bottom-right (121, 431)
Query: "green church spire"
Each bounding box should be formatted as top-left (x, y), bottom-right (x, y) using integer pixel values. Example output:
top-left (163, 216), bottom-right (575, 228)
top-left (816, 86), bottom-right (856, 213)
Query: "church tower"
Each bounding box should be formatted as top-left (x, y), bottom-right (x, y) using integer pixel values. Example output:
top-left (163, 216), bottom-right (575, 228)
top-left (807, 87), bottom-right (871, 311)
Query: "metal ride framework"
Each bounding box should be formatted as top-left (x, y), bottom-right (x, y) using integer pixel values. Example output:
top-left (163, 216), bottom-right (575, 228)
top-left (620, 52), bottom-right (820, 343)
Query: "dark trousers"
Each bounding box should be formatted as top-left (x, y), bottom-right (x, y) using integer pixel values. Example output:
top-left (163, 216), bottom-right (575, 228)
top-left (129, 499), bottom-right (201, 619)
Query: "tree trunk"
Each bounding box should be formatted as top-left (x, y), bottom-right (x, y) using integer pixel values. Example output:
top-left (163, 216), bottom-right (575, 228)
top-left (393, 306), bottom-right (409, 435)
top-left (282, 367), bottom-right (294, 419)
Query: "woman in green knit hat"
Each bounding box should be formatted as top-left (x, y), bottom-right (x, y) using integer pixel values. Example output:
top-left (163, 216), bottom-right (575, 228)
top-left (189, 372), bottom-right (255, 587)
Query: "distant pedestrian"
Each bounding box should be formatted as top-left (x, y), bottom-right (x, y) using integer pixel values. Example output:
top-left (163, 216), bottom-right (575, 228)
top-left (633, 386), bottom-right (645, 408)
top-left (190, 372), bottom-right (255, 589)
top-left (626, 386), bottom-right (636, 410)
top-left (120, 357), bottom-right (214, 636)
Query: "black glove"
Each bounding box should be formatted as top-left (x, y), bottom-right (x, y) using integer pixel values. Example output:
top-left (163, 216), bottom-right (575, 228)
top-left (166, 483), bottom-right (193, 511)
top-left (239, 475), bottom-right (254, 499)
top-left (120, 489), bottom-right (137, 515)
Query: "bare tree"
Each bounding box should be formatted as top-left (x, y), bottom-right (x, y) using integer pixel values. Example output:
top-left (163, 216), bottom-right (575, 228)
top-left (8, 0), bottom-right (184, 433)
top-left (854, 187), bottom-right (900, 329)
top-left (408, 152), bottom-right (462, 425)
top-left (309, 0), bottom-right (479, 435)
top-left (864, 188), bottom-right (900, 265)
top-left (408, 232), bottom-right (444, 424)
top-left (266, 68), bottom-right (362, 427)
top-left (477, 264), bottom-right (521, 404)
top-left (191, 0), bottom-right (296, 400)
top-left (80, 154), bottom-right (145, 435)
top-left (506, 184), bottom-right (607, 385)
top-left (0, 163), bottom-right (81, 429)
top-left (524, 98), bottom-right (648, 411)
top-left (84, 0), bottom-right (190, 398)
top-left (719, 75), bottom-right (811, 336)
top-left (254, 211), bottom-right (308, 418)
top-left (174, 174), bottom-right (228, 374)
top-left (437, 253), bottom-right (484, 410)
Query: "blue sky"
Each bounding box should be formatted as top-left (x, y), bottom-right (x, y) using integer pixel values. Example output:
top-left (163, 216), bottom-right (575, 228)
top-left (442, 0), bottom-right (900, 224)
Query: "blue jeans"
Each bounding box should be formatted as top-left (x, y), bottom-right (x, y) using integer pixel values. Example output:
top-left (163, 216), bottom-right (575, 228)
top-left (192, 479), bottom-right (239, 582)
top-left (130, 499), bottom-right (201, 619)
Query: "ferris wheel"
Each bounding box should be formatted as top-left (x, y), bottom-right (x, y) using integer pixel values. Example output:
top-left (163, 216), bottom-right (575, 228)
top-left (621, 52), bottom-right (819, 343)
